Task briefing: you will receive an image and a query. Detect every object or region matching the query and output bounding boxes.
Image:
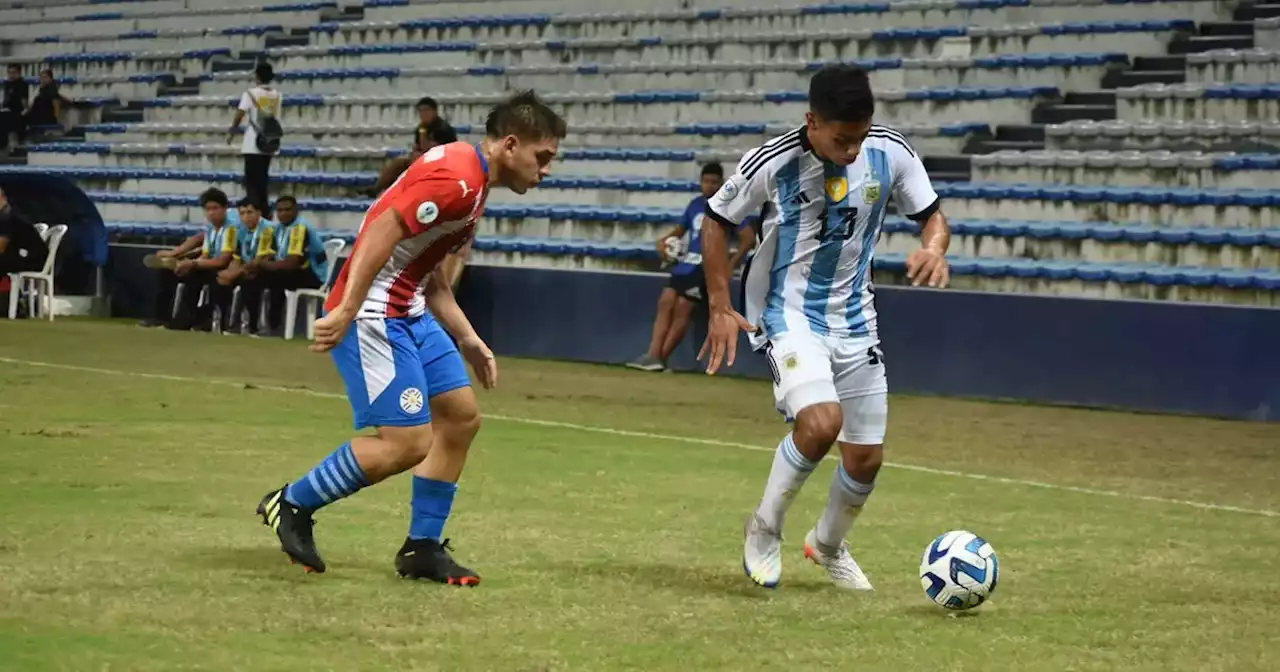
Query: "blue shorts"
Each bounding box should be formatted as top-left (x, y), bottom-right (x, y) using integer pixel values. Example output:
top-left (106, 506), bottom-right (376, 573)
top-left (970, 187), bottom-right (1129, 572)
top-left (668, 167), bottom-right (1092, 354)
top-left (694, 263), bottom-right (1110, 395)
top-left (331, 314), bottom-right (471, 430)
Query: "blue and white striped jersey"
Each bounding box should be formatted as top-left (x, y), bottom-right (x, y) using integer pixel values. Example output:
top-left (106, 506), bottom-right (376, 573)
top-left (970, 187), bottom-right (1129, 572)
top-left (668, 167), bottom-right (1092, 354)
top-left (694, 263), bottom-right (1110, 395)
top-left (707, 125), bottom-right (939, 347)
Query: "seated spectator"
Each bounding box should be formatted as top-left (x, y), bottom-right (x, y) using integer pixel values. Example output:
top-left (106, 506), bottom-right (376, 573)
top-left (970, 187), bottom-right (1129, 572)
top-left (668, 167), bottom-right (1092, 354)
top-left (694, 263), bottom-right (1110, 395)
top-left (26, 70), bottom-right (68, 130)
top-left (412, 96), bottom-right (458, 153)
top-left (140, 188), bottom-right (241, 330)
top-left (252, 195), bottom-right (328, 335)
top-left (0, 187), bottom-right (49, 276)
top-left (362, 96), bottom-right (458, 197)
top-left (626, 162), bottom-right (757, 372)
top-left (214, 198), bottom-right (275, 333)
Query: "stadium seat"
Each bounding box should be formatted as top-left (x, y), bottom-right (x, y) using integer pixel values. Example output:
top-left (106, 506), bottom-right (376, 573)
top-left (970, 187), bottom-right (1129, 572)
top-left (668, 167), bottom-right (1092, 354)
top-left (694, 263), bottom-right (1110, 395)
top-left (8, 224), bottom-right (68, 321)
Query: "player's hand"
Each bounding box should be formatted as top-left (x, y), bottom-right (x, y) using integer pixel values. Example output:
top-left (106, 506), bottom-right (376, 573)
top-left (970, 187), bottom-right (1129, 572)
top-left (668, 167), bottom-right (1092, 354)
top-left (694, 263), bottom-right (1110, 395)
top-left (698, 304), bottom-right (756, 376)
top-left (906, 247), bottom-right (949, 288)
top-left (458, 336), bottom-right (498, 389)
top-left (174, 260), bottom-right (196, 277)
top-left (216, 268), bottom-right (238, 285)
top-left (310, 308), bottom-right (354, 353)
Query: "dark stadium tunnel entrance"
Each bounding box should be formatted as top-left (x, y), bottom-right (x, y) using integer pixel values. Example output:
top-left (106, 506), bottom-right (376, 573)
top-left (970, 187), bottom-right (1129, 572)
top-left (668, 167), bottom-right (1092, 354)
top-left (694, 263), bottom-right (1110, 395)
top-left (0, 171), bottom-right (109, 299)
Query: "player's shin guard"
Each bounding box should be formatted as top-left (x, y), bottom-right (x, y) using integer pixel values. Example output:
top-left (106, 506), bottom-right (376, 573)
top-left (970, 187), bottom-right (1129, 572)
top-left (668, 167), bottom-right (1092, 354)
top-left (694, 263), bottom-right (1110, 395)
top-left (284, 442), bottom-right (370, 511)
top-left (755, 433), bottom-right (819, 532)
top-left (815, 464), bottom-right (875, 548)
top-left (409, 476), bottom-right (457, 541)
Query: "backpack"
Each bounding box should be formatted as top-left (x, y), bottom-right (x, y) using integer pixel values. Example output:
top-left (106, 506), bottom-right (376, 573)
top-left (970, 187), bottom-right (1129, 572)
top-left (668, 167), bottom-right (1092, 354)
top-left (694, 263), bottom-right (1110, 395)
top-left (246, 89), bottom-right (283, 154)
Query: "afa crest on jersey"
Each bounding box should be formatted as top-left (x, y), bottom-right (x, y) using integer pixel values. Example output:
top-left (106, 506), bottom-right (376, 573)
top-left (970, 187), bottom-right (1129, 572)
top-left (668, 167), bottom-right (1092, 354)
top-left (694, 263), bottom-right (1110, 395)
top-left (863, 181), bottom-right (882, 204)
top-left (824, 176), bottom-right (848, 202)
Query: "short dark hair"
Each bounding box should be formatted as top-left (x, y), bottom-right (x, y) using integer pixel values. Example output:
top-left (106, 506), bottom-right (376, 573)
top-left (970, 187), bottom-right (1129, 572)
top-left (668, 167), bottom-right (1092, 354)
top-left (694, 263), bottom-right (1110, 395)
top-left (416, 96), bottom-right (437, 110)
top-left (484, 90), bottom-right (567, 142)
top-left (275, 194), bottom-right (298, 208)
top-left (254, 63), bottom-right (274, 84)
top-left (40, 68), bottom-right (53, 78)
top-left (808, 64), bottom-right (875, 124)
top-left (7, 64), bottom-right (19, 72)
top-left (236, 197), bottom-right (260, 211)
top-left (200, 188), bottom-right (229, 208)
top-left (700, 162), bottom-right (724, 178)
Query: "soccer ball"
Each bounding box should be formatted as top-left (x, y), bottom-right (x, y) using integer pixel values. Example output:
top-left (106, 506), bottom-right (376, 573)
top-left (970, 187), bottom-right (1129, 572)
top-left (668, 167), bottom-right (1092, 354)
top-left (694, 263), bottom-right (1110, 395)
top-left (919, 530), bottom-right (999, 611)
top-left (663, 236), bottom-right (686, 262)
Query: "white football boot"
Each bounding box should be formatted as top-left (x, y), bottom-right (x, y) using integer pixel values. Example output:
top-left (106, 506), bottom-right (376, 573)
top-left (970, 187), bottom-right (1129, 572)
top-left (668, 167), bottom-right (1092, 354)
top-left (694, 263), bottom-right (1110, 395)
top-left (803, 528), bottom-right (874, 591)
top-left (742, 513), bottom-right (783, 588)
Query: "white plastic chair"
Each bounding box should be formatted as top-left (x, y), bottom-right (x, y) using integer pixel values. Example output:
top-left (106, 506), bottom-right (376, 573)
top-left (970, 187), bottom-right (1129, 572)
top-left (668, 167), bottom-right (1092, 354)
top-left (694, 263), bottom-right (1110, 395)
top-left (283, 238), bottom-right (346, 341)
top-left (8, 224), bottom-right (67, 321)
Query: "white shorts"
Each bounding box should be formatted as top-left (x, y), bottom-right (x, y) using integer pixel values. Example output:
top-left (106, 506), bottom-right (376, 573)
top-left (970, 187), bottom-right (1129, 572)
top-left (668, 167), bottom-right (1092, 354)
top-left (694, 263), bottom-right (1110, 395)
top-left (762, 331), bottom-right (889, 445)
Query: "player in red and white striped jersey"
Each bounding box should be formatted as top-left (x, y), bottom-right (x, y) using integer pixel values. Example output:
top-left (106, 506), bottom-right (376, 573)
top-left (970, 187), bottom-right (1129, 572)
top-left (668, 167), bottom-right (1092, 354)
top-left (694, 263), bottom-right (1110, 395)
top-left (257, 91), bottom-right (567, 585)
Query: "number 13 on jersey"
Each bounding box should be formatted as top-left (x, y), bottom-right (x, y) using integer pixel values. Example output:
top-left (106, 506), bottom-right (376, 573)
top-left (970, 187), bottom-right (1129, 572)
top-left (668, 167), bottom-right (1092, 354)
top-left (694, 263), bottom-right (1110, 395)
top-left (815, 206), bottom-right (859, 242)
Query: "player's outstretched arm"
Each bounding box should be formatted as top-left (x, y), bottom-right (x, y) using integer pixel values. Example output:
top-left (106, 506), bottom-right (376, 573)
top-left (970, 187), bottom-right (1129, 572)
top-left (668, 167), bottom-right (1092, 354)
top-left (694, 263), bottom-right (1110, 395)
top-left (424, 265), bottom-right (497, 389)
top-left (311, 209), bottom-right (404, 352)
top-left (698, 163), bottom-right (767, 375)
top-left (698, 214), bottom-right (754, 375)
top-left (905, 208), bottom-right (951, 289)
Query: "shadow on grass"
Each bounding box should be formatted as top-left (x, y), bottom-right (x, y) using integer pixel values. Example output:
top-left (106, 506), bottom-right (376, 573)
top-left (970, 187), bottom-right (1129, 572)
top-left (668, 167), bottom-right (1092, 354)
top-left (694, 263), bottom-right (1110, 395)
top-left (182, 545), bottom-right (390, 582)
top-left (542, 556), bottom-right (834, 598)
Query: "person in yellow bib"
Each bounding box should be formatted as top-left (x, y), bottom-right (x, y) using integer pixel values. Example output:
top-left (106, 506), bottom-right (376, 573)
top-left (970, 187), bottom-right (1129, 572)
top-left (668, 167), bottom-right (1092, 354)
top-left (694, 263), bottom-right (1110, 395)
top-left (250, 195), bottom-right (328, 336)
top-left (163, 188), bottom-right (240, 331)
top-left (213, 198), bottom-right (276, 333)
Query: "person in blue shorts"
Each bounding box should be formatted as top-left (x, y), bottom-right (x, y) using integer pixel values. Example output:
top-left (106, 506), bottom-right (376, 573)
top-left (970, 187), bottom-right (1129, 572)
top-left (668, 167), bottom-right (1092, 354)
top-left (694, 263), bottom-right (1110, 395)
top-left (256, 92), bottom-right (568, 586)
top-left (627, 162), bottom-right (757, 372)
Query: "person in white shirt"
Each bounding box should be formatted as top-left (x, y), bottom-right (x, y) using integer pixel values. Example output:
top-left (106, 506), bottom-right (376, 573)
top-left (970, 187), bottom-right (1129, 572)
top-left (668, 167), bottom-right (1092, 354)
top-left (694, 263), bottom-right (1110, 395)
top-left (227, 63), bottom-right (281, 212)
top-left (699, 64), bottom-right (952, 592)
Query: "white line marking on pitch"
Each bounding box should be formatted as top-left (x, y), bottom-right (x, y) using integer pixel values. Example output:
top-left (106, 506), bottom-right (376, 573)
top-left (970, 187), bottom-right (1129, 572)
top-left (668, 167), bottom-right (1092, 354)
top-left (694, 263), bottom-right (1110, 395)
top-left (3, 356), bottom-right (1277, 519)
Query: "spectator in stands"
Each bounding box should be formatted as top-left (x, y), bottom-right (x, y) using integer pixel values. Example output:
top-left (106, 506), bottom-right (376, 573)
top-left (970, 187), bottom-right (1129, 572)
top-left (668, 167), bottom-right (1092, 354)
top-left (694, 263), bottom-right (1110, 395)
top-left (0, 65), bottom-right (30, 153)
top-left (229, 63), bottom-right (282, 212)
top-left (361, 96), bottom-right (458, 197)
top-left (26, 70), bottom-right (68, 129)
top-left (140, 188), bottom-right (240, 330)
top-left (252, 195), bottom-right (328, 335)
top-left (626, 162), bottom-right (757, 372)
top-left (214, 198), bottom-right (275, 334)
top-left (0, 187), bottom-right (49, 276)
top-left (413, 96), bottom-right (458, 153)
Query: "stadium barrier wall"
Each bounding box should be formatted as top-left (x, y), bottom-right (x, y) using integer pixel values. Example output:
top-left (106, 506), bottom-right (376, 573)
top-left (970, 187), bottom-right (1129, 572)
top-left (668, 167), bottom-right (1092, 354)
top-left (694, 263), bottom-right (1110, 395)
top-left (454, 265), bottom-right (1280, 423)
top-left (104, 249), bottom-right (1279, 421)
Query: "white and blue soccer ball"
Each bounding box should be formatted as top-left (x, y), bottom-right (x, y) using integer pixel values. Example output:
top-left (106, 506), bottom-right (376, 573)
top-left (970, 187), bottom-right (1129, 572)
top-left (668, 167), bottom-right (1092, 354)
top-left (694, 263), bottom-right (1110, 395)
top-left (662, 236), bottom-right (686, 263)
top-left (919, 530), bottom-right (999, 611)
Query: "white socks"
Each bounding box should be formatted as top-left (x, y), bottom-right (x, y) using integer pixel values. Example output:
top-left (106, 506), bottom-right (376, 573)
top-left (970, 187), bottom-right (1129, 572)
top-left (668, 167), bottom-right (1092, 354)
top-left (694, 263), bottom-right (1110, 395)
top-left (815, 464), bottom-right (876, 550)
top-left (754, 433), bottom-right (819, 532)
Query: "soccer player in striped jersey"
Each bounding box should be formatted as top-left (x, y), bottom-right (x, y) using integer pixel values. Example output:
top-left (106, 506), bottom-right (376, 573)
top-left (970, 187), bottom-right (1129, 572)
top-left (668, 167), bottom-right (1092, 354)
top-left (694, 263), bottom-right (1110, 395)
top-left (699, 64), bottom-right (952, 590)
top-left (257, 91), bottom-right (566, 585)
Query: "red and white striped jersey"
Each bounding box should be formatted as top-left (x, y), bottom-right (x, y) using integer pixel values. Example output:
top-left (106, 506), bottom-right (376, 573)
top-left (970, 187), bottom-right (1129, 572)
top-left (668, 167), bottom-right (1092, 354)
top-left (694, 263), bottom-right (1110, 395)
top-left (326, 142), bottom-right (488, 319)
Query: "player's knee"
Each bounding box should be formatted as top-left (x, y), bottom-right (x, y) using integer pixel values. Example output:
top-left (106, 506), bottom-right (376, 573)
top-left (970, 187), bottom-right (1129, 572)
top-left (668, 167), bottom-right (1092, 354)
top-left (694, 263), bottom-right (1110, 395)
top-left (379, 424), bottom-right (435, 468)
top-left (794, 402), bottom-right (843, 449)
top-left (431, 389), bottom-right (482, 448)
top-left (442, 402), bottom-right (482, 445)
top-left (657, 288), bottom-right (676, 310)
top-left (841, 444), bottom-right (883, 482)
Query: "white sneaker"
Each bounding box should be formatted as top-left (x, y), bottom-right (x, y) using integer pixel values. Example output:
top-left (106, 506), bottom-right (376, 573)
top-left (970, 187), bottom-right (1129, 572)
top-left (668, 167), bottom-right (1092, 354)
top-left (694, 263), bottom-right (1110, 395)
top-left (742, 513), bottom-right (783, 588)
top-left (803, 529), bottom-right (874, 591)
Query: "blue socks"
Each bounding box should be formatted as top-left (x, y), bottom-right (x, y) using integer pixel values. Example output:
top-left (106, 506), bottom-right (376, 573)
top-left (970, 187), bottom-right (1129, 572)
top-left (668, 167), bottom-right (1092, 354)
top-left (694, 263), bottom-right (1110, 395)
top-left (282, 443), bottom-right (458, 541)
top-left (409, 476), bottom-right (458, 541)
top-left (285, 442), bottom-right (369, 510)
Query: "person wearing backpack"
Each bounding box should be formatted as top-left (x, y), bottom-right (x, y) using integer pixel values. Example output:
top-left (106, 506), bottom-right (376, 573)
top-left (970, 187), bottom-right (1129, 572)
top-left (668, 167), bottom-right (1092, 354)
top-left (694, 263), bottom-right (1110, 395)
top-left (228, 63), bottom-right (282, 213)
